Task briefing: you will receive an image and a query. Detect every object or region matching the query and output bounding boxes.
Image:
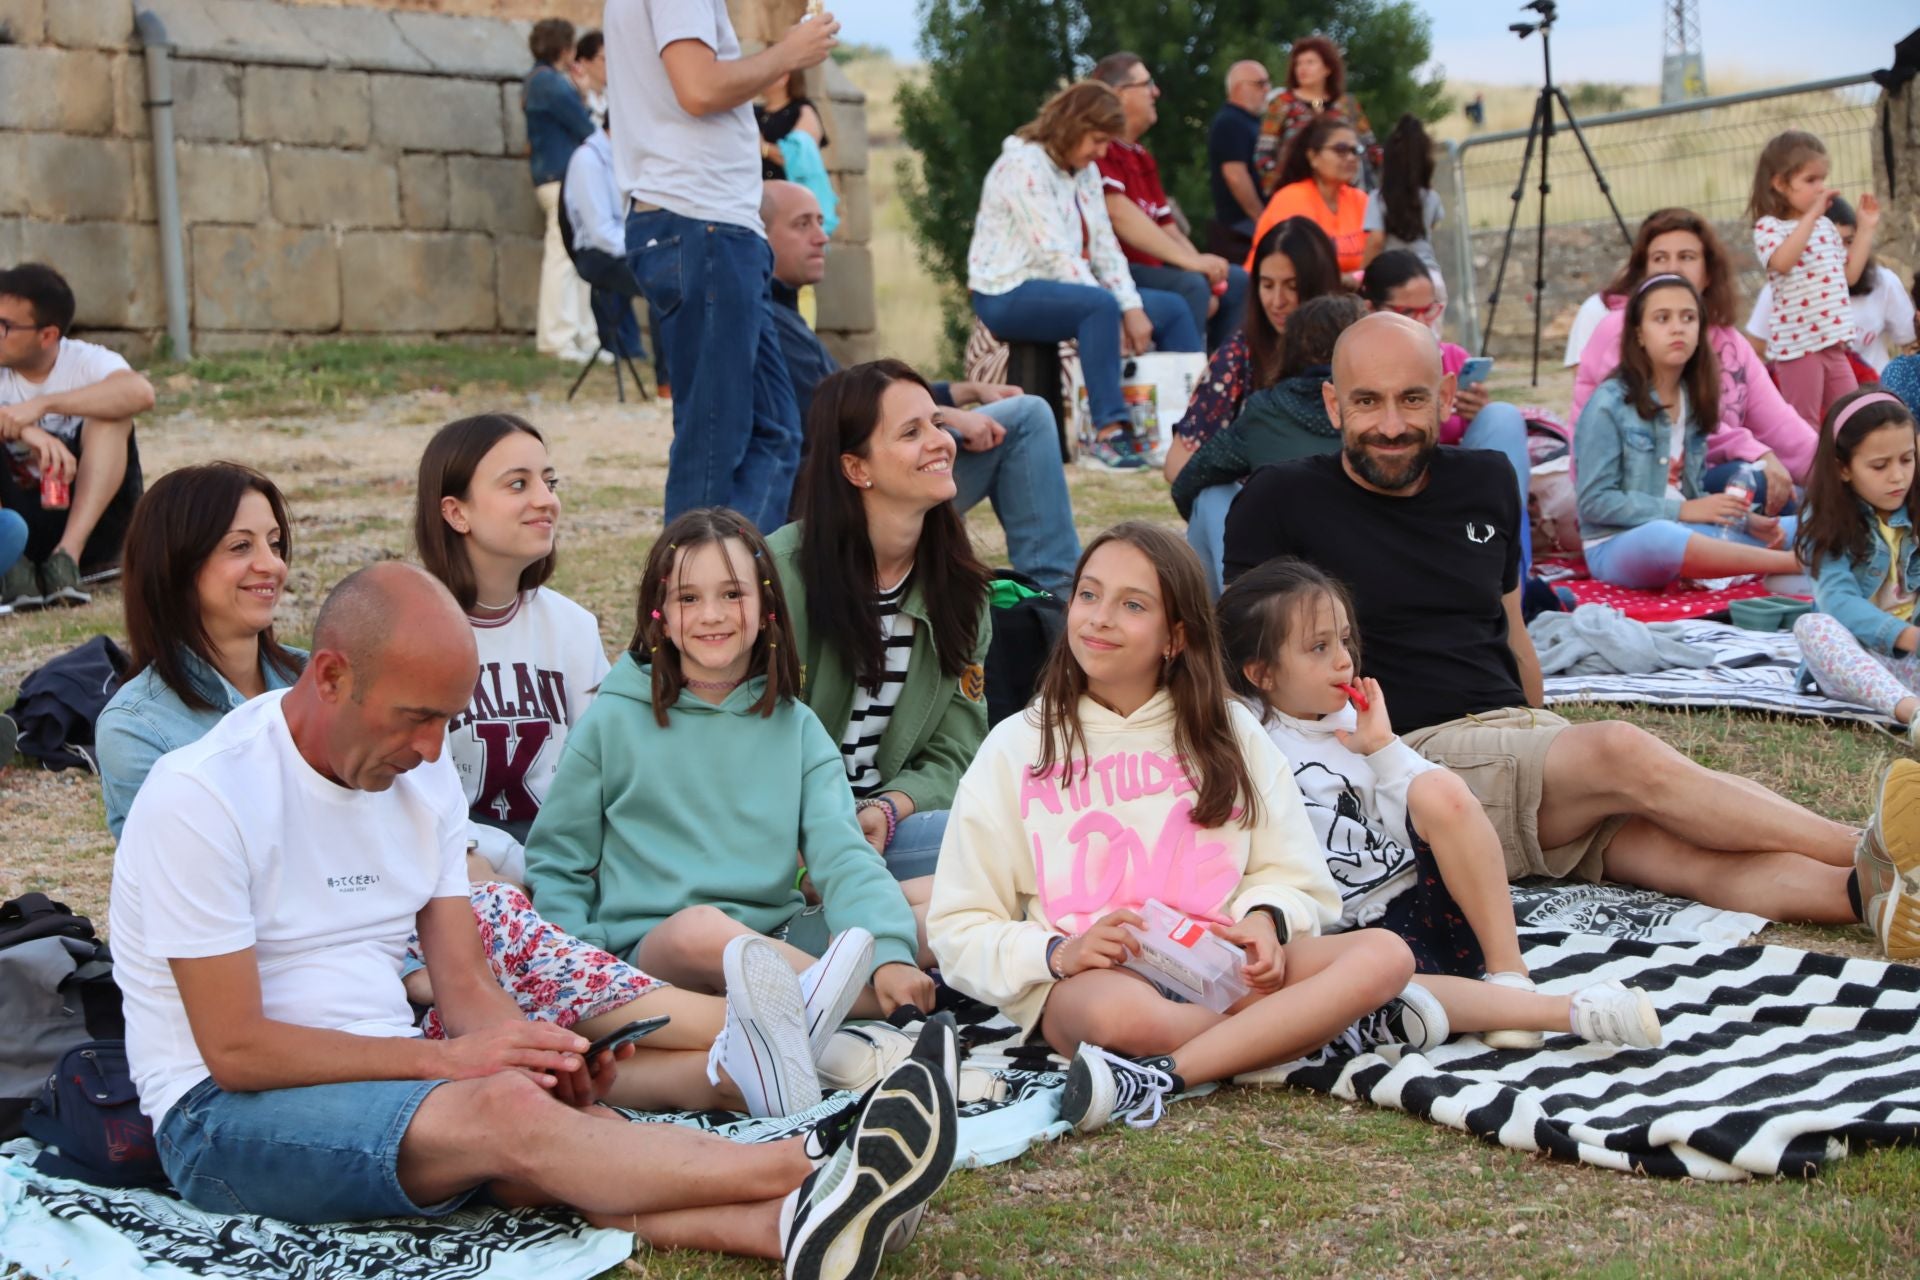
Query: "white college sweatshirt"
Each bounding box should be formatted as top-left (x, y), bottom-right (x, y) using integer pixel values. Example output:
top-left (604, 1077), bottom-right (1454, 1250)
top-left (927, 691), bottom-right (1342, 1034)
top-left (1258, 703), bottom-right (1437, 930)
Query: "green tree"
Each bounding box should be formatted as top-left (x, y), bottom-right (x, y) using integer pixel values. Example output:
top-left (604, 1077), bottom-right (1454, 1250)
top-left (897, 0), bottom-right (1448, 366)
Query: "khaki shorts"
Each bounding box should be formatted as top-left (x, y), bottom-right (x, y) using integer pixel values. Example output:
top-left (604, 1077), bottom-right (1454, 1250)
top-left (1402, 706), bottom-right (1626, 882)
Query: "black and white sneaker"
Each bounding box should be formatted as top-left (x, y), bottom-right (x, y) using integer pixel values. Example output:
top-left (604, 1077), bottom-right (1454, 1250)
top-left (1059, 1044), bottom-right (1179, 1133)
top-left (782, 1036), bottom-right (957, 1280)
top-left (1347, 981), bottom-right (1451, 1054)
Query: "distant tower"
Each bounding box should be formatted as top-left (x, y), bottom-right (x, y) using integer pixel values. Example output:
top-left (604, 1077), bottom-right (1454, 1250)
top-left (1660, 0), bottom-right (1707, 103)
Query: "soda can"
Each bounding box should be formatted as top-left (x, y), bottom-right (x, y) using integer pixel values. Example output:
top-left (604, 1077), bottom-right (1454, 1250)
top-left (40, 467), bottom-right (70, 511)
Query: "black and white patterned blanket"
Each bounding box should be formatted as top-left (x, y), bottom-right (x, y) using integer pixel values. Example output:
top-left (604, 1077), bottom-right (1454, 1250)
top-left (1243, 929), bottom-right (1920, 1178)
top-left (1543, 621), bottom-right (1896, 728)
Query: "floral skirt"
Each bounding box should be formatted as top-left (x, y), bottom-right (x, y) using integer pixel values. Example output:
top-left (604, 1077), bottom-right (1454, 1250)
top-left (415, 881), bottom-right (663, 1040)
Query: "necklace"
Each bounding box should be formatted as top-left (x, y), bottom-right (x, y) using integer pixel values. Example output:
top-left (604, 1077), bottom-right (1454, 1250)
top-left (473, 594), bottom-right (519, 612)
top-left (685, 676), bottom-right (745, 691)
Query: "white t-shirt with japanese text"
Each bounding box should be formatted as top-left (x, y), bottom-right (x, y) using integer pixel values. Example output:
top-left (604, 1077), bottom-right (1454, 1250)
top-left (110, 690), bottom-right (471, 1128)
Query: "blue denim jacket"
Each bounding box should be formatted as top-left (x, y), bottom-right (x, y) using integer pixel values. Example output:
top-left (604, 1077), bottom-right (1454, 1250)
top-left (96, 646), bottom-right (305, 839)
top-left (1810, 500), bottom-right (1920, 655)
top-left (1574, 376), bottom-right (1707, 541)
top-left (523, 63), bottom-right (595, 185)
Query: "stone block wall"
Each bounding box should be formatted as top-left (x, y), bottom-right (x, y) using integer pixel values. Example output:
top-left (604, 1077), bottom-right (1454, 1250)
top-left (0, 0), bottom-right (877, 361)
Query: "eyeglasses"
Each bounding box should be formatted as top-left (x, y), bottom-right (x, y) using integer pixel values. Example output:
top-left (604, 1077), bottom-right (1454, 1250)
top-left (1384, 300), bottom-right (1444, 321)
top-left (1121, 77), bottom-right (1157, 93)
top-left (0, 318), bottom-right (43, 339)
top-left (1320, 143), bottom-right (1361, 158)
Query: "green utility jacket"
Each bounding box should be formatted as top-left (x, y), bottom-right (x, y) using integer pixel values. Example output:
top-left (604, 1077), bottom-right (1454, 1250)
top-left (769, 521), bottom-right (991, 815)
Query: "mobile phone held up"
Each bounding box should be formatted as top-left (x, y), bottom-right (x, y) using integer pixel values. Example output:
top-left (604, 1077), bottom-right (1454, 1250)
top-left (583, 1015), bottom-right (670, 1061)
top-left (1458, 357), bottom-right (1494, 387)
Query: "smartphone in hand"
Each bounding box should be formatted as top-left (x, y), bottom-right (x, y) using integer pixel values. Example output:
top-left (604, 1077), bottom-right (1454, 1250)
top-left (582, 1015), bottom-right (670, 1062)
top-left (1458, 357), bottom-right (1494, 387)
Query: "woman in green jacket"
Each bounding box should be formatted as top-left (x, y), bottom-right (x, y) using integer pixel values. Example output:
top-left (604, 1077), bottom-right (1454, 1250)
top-left (772, 359), bottom-right (994, 883)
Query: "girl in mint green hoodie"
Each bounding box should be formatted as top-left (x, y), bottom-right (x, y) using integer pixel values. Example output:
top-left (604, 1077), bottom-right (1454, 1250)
top-left (524, 509), bottom-right (933, 1036)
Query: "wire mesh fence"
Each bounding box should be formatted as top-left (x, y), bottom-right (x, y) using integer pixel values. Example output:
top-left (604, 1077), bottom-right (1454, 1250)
top-left (1453, 75), bottom-right (1879, 232)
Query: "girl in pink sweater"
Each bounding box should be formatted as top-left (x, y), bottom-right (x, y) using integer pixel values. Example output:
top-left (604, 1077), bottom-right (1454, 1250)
top-left (1571, 208), bottom-right (1817, 517)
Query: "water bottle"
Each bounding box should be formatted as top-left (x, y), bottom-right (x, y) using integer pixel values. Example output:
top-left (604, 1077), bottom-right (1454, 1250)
top-left (1716, 463), bottom-right (1760, 540)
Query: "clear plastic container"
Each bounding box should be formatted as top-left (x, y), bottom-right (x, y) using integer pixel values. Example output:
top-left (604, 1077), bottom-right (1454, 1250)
top-left (1122, 899), bottom-right (1251, 1013)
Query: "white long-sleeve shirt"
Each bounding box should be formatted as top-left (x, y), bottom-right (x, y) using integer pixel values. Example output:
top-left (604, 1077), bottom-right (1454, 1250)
top-left (1258, 703), bottom-right (1437, 930)
top-left (565, 130), bottom-right (628, 260)
top-left (965, 136), bottom-right (1143, 312)
top-left (927, 692), bottom-right (1341, 1034)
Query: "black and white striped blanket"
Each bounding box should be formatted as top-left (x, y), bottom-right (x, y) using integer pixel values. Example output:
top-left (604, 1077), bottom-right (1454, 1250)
top-left (1244, 929), bottom-right (1920, 1179)
top-left (1543, 621), bottom-right (1895, 728)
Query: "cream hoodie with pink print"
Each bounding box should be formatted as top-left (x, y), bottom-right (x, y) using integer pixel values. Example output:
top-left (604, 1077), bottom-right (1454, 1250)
top-left (927, 690), bottom-right (1342, 1035)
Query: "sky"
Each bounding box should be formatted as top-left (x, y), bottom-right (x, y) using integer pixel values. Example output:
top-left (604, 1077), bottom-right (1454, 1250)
top-left (824, 1), bottom-right (1911, 87)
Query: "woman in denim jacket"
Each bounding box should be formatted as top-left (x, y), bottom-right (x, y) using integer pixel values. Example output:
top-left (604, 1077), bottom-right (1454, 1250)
top-left (1574, 275), bottom-right (1804, 589)
top-left (1791, 390), bottom-right (1920, 738)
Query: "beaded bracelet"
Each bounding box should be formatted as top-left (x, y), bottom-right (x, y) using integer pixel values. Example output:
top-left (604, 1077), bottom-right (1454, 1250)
top-left (855, 795), bottom-right (899, 849)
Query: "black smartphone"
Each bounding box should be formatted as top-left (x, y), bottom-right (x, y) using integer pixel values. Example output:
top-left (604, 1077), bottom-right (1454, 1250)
top-left (582, 1015), bottom-right (670, 1061)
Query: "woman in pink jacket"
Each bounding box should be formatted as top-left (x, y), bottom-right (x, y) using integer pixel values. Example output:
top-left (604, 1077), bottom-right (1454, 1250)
top-left (1570, 208), bottom-right (1816, 516)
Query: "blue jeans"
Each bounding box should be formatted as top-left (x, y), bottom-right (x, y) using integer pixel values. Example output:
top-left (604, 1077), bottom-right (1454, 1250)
top-left (884, 809), bottom-right (949, 881)
top-left (1185, 481), bottom-right (1241, 599)
top-left (626, 209), bottom-right (802, 533)
top-left (1583, 515), bottom-right (1799, 589)
top-left (972, 281), bottom-right (1203, 431)
top-left (1455, 401), bottom-right (1534, 577)
top-left (157, 1074), bottom-right (476, 1224)
top-left (1703, 460), bottom-right (1798, 515)
top-left (0, 509), bottom-right (26, 577)
top-left (1129, 262), bottom-right (1250, 352)
top-left (951, 394), bottom-right (1081, 597)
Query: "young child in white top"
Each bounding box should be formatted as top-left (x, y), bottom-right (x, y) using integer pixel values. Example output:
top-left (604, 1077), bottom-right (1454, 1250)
top-left (1218, 556), bottom-right (1662, 1052)
top-left (1750, 129), bottom-right (1881, 425)
top-left (928, 522), bottom-right (1434, 1134)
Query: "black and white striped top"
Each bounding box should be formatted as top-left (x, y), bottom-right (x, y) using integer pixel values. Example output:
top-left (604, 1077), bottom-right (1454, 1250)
top-left (840, 576), bottom-right (915, 796)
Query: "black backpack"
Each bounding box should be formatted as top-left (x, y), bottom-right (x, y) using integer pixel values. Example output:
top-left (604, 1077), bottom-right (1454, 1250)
top-left (6, 635), bottom-right (129, 772)
top-left (0, 895), bottom-right (124, 1139)
top-left (985, 572), bottom-right (1066, 727)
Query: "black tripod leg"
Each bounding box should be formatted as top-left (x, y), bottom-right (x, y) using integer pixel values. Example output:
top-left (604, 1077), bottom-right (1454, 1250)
top-left (1531, 89), bottom-right (1553, 385)
top-left (565, 349), bottom-right (600, 403)
top-left (1480, 89), bottom-right (1548, 358)
top-left (1551, 87), bottom-right (1631, 245)
top-left (622, 355), bottom-right (651, 400)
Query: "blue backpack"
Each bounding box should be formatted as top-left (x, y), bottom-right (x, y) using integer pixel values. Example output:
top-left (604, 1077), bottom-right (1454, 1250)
top-left (24, 1040), bottom-right (165, 1189)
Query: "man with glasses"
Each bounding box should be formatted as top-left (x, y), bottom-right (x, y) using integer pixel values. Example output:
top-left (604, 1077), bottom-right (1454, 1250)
top-left (0, 263), bottom-right (153, 610)
top-left (1091, 52), bottom-right (1249, 353)
top-left (1207, 61), bottom-right (1272, 261)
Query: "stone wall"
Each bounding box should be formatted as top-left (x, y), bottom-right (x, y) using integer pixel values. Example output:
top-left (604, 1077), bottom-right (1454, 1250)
top-left (1872, 76), bottom-right (1919, 302)
top-left (0, 0), bottom-right (876, 362)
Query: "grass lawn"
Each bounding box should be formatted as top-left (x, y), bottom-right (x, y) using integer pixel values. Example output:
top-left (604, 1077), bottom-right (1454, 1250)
top-left (2, 347), bottom-right (1915, 1279)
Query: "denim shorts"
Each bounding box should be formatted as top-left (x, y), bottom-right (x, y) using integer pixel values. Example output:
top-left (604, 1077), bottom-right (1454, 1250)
top-left (157, 1074), bottom-right (479, 1224)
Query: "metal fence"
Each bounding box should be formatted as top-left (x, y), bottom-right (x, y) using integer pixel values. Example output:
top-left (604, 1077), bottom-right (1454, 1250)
top-left (1436, 74), bottom-right (1880, 354)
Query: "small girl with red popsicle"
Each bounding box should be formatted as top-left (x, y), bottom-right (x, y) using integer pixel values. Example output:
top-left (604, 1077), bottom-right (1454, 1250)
top-left (1219, 557), bottom-right (1665, 1053)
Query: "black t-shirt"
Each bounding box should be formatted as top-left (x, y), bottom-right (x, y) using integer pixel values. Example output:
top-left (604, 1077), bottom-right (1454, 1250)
top-left (1207, 104), bottom-right (1262, 231)
top-left (1221, 450), bottom-right (1526, 732)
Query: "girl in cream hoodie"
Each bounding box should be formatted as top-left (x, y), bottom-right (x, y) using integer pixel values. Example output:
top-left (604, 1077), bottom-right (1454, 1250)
top-left (928, 522), bottom-right (1427, 1133)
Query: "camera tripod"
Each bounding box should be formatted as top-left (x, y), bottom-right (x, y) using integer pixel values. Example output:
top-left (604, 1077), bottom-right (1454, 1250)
top-left (1480, 0), bottom-right (1631, 383)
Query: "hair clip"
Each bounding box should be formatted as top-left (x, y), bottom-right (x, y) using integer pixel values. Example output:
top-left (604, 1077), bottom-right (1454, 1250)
top-left (668, 541), bottom-right (678, 551)
top-left (761, 578), bottom-right (771, 587)
top-left (650, 609), bottom-right (661, 619)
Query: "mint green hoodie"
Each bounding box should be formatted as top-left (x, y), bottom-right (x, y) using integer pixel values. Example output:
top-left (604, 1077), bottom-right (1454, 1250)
top-left (522, 654), bottom-right (919, 971)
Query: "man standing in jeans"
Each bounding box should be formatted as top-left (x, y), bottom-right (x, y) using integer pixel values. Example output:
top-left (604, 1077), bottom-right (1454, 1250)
top-left (605, 0), bottom-right (838, 533)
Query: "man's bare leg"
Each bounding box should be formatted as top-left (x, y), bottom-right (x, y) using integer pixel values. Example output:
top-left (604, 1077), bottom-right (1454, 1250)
top-left (395, 1072), bottom-right (812, 1219)
top-left (1536, 721), bottom-right (1856, 868)
top-left (53, 417), bottom-right (130, 563)
top-left (1600, 817), bottom-right (1855, 921)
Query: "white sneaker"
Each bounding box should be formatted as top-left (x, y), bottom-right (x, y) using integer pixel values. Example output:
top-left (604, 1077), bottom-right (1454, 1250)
top-left (1480, 971), bottom-right (1546, 1050)
top-left (781, 1047), bottom-right (956, 1280)
top-left (709, 935), bottom-right (821, 1117)
top-left (798, 927), bottom-right (874, 1063)
top-left (1569, 980), bottom-right (1663, 1049)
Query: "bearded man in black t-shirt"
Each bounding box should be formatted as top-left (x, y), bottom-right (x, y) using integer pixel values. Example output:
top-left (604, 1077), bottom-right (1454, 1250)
top-left (1222, 312), bottom-right (1871, 933)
